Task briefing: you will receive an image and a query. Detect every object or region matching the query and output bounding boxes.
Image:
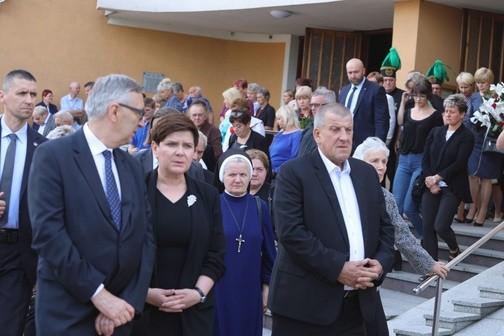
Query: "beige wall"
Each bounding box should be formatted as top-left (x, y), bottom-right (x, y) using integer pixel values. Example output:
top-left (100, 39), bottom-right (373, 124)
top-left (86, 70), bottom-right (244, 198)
top-left (0, 1), bottom-right (285, 123)
top-left (392, 0), bottom-right (462, 91)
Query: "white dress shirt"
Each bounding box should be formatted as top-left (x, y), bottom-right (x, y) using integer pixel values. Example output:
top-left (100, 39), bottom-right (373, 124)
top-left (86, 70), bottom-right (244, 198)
top-left (0, 118), bottom-right (28, 229)
top-left (319, 149), bottom-right (365, 290)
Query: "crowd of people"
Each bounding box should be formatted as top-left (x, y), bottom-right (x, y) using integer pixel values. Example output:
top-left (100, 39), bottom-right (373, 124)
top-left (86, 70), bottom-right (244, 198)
top-left (0, 49), bottom-right (502, 335)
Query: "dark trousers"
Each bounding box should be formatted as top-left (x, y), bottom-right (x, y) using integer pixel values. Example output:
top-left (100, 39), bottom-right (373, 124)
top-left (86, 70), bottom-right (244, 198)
top-left (421, 188), bottom-right (460, 260)
top-left (272, 295), bottom-right (367, 336)
top-left (0, 244), bottom-right (32, 336)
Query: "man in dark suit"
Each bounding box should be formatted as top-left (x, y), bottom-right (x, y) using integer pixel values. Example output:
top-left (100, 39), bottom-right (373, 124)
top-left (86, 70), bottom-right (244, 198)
top-left (338, 58), bottom-right (389, 150)
top-left (32, 105), bottom-right (56, 137)
top-left (268, 103), bottom-right (394, 335)
top-left (0, 69), bottom-right (47, 336)
top-left (28, 74), bottom-right (156, 335)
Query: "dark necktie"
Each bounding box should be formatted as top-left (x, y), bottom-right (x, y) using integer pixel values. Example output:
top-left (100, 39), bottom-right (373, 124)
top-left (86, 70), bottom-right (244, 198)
top-left (0, 134), bottom-right (17, 227)
top-left (346, 86), bottom-right (357, 111)
top-left (103, 150), bottom-right (121, 230)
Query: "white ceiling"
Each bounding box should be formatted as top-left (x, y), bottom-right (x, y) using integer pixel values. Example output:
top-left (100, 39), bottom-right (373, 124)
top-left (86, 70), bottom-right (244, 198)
top-left (98, 0), bottom-right (504, 37)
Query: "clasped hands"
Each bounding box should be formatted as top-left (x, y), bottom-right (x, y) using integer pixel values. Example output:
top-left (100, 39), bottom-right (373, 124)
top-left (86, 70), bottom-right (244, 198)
top-left (424, 175), bottom-right (441, 194)
top-left (146, 287), bottom-right (200, 313)
top-left (337, 258), bottom-right (383, 289)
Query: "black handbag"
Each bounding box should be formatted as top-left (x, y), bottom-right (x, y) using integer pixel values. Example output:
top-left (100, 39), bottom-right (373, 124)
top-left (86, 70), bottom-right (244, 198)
top-left (483, 135), bottom-right (504, 155)
top-left (411, 174), bottom-right (426, 204)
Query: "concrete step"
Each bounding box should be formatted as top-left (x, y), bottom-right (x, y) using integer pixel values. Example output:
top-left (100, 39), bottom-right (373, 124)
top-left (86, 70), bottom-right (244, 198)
top-left (424, 310), bottom-right (481, 334)
top-left (452, 297), bottom-right (504, 316)
top-left (399, 258), bottom-right (487, 283)
top-left (387, 262), bottom-right (504, 336)
top-left (382, 271), bottom-right (458, 298)
top-left (393, 325), bottom-right (452, 336)
top-left (449, 220), bottom-right (504, 251)
top-left (436, 242), bottom-right (504, 268)
top-left (479, 285), bottom-right (504, 300)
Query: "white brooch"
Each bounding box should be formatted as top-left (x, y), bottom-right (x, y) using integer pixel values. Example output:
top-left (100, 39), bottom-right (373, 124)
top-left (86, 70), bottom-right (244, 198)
top-left (187, 195), bottom-right (197, 207)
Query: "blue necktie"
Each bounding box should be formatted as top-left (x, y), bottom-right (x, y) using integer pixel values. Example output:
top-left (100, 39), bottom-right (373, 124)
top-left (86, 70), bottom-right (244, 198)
top-left (103, 150), bottom-right (121, 230)
top-left (346, 86), bottom-right (357, 111)
top-left (0, 134), bottom-right (17, 227)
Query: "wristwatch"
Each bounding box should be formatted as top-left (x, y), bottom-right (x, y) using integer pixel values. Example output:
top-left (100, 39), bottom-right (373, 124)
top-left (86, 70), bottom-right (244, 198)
top-left (194, 286), bottom-right (207, 303)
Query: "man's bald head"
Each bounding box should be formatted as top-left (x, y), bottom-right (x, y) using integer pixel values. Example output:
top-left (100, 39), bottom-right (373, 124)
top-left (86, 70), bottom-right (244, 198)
top-left (346, 58), bottom-right (366, 86)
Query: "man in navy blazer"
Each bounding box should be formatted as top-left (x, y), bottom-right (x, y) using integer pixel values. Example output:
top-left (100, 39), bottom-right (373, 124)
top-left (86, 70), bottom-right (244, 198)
top-left (29, 74), bottom-right (155, 335)
top-left (338, 58), bottom-right (389, 149)
top-left (268, 103), bottom-right (394, 335)
top-left (0, 69), bottom-right (47, 336)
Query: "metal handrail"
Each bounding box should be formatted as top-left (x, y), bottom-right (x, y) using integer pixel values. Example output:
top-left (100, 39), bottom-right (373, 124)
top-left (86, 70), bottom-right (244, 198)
top-left (412, 220), bottom-right (504, 335)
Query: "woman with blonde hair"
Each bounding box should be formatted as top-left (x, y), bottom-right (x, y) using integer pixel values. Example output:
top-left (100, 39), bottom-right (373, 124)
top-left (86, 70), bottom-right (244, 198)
top-left (295, 85), bottom-right (312, 128)
top-left (270, 105), bottom-right (302, 174)
top-left (465, 67), bottom-right (500, 226)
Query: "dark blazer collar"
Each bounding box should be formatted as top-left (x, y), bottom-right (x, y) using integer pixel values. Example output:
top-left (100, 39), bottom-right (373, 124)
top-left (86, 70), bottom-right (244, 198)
top-left (312, 152), bottom-right (350, 249)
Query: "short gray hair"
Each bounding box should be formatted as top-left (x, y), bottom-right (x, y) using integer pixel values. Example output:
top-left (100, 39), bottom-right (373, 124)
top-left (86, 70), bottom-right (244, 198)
top-left (157, 78), bottom-right (173, 92)
top-left (314, 103), bottom-right (351, 129)
top-left (54, 111), bottom-right (74, 125)
top-left (33, 106), bottom-right (48, 117)
top-left (443, 93), bottom-right (468, 114)
top-left (198, 131), bottom-right (208, 147)
top-left (312, 86), bottom-right (336, 104)
top-left (353, 137), bottom-right (390, 160)
top-left (248, 83), bottom-right (260, 93)
top-left (85, 74), bottom-right (143, 120)
top-left (46, 125), bottom-right (76, 140)
top-left (3, 69), bottom-right (36, 92)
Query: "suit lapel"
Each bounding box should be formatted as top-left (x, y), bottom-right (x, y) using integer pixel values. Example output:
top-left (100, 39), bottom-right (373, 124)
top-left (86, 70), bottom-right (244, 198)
top-left (115, 149), bottom-right (133, 233)
top-left (313, 153), bottom-right (350, 249)
top-left (22, 126), bottom-right (44, 196)
top-left (72, 130), bottom-right (115, 229)
top-left (354, 80), bottom-right (368, 115)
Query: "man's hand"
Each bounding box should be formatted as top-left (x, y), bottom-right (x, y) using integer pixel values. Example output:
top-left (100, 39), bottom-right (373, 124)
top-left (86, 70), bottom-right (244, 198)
top-left (95, 313), bottom-right (115, 336)
top-left (337, 259), bottom-right (370, 289)
top-left (356, 258), bottom-right (383, 288)
top-left (90, 288), bottom-right (135, 327)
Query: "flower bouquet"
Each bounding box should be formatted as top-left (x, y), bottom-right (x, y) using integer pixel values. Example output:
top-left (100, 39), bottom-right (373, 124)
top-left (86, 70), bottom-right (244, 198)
top-left (470, 82), bottom-right (504, 154)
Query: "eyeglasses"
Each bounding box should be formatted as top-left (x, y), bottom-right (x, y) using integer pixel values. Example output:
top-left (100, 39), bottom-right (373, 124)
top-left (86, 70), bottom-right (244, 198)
top-left (118, 103), bottom-right (145, 118)
top-left (310, 103), bottom-right (327, 109)
top-left (411, 94), bottom-right (428, 100)
top-left (230, 111), bottom-right (244, 117)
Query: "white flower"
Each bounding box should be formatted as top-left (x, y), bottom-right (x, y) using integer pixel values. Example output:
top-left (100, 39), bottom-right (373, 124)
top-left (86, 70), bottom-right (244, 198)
top-left (187, 195), bottom-right (197, 207)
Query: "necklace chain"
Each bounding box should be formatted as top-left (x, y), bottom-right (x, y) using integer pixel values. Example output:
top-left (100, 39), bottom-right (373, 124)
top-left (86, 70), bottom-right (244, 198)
top-left (223, 196), bottom-right (249, 253)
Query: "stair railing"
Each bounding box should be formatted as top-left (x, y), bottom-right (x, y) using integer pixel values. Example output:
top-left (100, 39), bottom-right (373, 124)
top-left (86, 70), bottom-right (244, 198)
top-left (413, 221), bottom-right (504, 336)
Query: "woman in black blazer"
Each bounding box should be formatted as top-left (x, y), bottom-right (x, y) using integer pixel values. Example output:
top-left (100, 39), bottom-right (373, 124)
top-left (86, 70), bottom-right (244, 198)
top-left (421, 94), bottom-right (475, 261)
top-left (132, 113), bottom-right (226, 336)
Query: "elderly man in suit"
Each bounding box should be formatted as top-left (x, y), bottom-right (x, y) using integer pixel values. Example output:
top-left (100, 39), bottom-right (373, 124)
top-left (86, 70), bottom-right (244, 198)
top-left (338, 58), bottom-right (389, 150)
top-left (32, 105), bottom-right (56, 137)
top-left (268, 103), bottom-right (394, 335)
top-left (0, 69), bottom-right (47, 336)
top-left (29, 74), bottom-right (156, 336)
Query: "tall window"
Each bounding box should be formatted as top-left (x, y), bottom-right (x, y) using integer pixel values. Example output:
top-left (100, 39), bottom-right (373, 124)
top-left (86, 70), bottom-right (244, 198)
top-left (461, 9), bottom-right (504, 81)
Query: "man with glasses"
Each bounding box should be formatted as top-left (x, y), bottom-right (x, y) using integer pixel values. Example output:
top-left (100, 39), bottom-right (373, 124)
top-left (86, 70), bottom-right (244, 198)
top-left (29, 74), bottom-right (155, 335)
top-left (298, 86), bottom-right (336, 156)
